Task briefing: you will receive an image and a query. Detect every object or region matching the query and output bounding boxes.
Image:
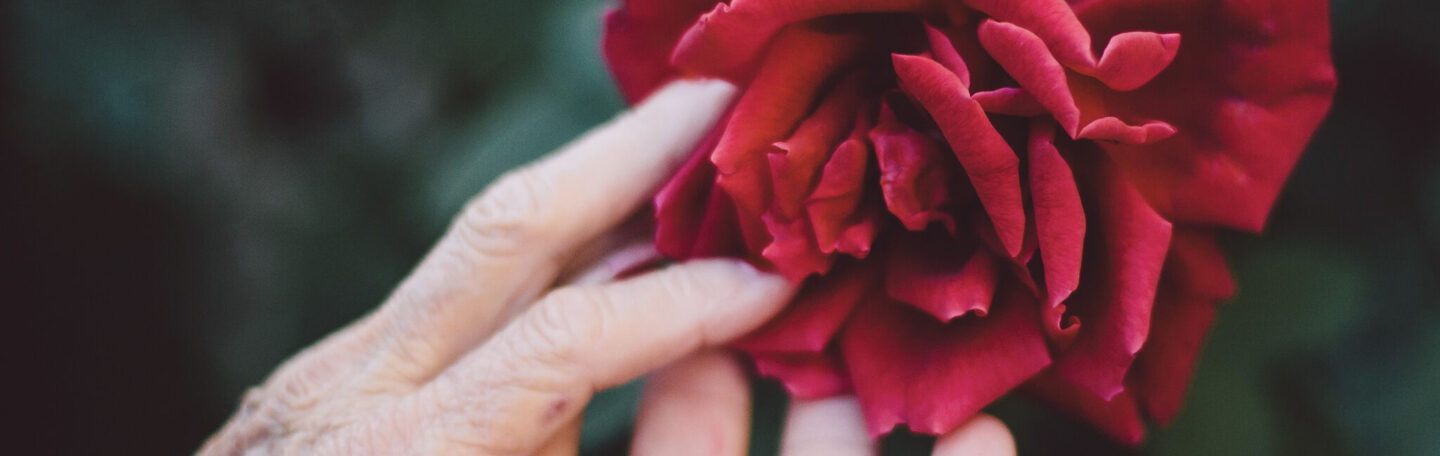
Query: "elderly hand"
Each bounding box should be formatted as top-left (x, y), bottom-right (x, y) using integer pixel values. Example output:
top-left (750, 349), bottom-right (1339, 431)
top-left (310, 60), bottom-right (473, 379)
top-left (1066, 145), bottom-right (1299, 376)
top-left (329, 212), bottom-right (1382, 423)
top-left (200, 80), bottom-right (1014, 456)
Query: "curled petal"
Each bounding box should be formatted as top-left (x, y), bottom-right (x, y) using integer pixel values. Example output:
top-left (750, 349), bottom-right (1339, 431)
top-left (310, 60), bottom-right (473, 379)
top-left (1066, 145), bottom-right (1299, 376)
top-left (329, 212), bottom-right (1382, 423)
top-left (737, 261), bottom-right (879, 354)
top-left (977, 20), bottom-right (1081, 136)
top-left (871, 101), bottom-right (957, 231)
top-left (892, 53), bottom-right (1027, 258)
top-left (769, 72), bottom-right (873, 219)
top-left (1055, 160), bottom-right (1172, 401)
top-left (751, 351), bottom-right (853, 399)
top-left (761, 213), bottom-right (834, 281)
top-left (807, 107), bottom-right (882, 256)
top-left (925, 25), bottom-right (971, 88)
top-left (1092, 31), bottom-right (1182, 92)
top-left (841, 285), bottom-right (1052, 436)
top-left (713, 27), bottom-right (868, 252)
top-left (962, 0), bottom-right (1096, 69)
top-left (974, 87), bottom-right (1048, 117)
top-left (1028, 121), bottom-right (1085, 310)
top-left (884, 230), bottom-right (1000, 321)
top-left (1077, 117), bottom-right (1177, 145)
top-left (1071, 0), bottom-right (1337, 231)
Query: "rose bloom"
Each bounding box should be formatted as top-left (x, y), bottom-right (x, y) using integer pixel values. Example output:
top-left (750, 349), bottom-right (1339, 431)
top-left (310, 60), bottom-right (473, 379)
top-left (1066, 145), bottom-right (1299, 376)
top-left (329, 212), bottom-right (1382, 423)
top-left (602, 0), bottom-right (1336, 443)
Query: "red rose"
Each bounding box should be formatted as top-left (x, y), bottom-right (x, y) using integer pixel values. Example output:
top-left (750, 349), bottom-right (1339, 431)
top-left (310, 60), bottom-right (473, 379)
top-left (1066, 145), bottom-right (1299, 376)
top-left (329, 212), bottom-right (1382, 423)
top-left (603, 0), bottom-right (1335, 443)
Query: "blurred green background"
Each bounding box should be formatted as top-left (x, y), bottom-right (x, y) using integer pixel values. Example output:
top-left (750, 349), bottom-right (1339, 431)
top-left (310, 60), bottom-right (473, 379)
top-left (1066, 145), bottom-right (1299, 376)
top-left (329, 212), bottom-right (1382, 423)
top-left (3, 0), bottom-right (1437, 454)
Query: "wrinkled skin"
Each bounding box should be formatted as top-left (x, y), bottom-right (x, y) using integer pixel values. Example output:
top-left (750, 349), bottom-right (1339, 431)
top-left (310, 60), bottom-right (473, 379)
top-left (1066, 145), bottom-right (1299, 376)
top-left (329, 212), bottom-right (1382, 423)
top-left (200, 80), bottom-right (1018, 456)
top-left (603, 0), bottom-right (1335, 443)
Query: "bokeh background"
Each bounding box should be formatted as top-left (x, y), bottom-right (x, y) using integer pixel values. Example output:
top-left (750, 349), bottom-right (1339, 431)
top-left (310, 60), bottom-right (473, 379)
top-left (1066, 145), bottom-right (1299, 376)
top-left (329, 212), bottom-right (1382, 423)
top-left (4, 0), bottom-right (1438, 454)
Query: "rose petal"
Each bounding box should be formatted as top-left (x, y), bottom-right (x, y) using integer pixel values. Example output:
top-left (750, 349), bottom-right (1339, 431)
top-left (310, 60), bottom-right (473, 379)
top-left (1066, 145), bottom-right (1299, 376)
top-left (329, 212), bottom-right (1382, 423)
top-left (602, 0), bottom-right (721, 102)
top-left (1027, 121), bottom-right (1085, 310)
top-left (973, 87), bottom-right (1048, 117)
top-left (884, 229), bottom-right (1000, 322)
top-left (807, 106), bottom-right (882, 256)
top-left (1054, 158), bottom-right (1172, 401)
top-left (751, 351), bottom-right (853, 399)
top-left (1092, 31), bottom-right (1182, 92)
top-left (655, 123), bottom-right (734, 259)
top-left (832, 200), bottom-right (887, 259)
top-left (761, 214), bottom-right (834, 281)
top-left (713, 27), bottom-right (868, 252)
top-left (892, 53), bottom-right (1027, 258)
top-left (736, 260), bottom-right (879, 354)
top-left (1076, 117), bottom-right (1177, 145)
top-left (769, 72), bottom-right (874, 219)
top-left (962, 0), bottom-right (1096, 69)
top-left (870, 101), bottom-right (958, 232)
top-left (841, 284), bottom-right (1052, 436)
top-left (1071, 0), bottom-right (1337, 231)
top-left (925, 25), bottom-right (971, 88)
top-left (671, 0), bottom-right (930, 80)
top-left (1129, 229), bottom-right (1233, 424)
top-left (977, 20), bottom-right (1081, 136)
top-left (1025, 371), bottom-right (1146, 445)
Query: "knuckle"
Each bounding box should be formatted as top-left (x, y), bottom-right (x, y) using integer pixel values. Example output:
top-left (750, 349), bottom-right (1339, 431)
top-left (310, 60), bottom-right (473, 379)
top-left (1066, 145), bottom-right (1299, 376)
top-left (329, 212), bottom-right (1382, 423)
top-left (521, 288), bottom-right (599, 364)
top-left (658, 263), bottom-right (713, 301)
top-left (456, 166), bottom-right (555, 258)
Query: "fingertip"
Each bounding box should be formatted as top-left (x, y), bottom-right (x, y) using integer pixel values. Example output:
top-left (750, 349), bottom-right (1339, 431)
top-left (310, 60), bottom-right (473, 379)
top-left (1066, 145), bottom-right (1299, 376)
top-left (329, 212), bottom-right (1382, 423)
top-left (782, 397), bottom-right (875, 456)
top-left (647, 78), bottom-right (738, 109)
top-left (932, 414), bottom-right (1016, 456)
top-left (632, 351), bottom-right (752, 456)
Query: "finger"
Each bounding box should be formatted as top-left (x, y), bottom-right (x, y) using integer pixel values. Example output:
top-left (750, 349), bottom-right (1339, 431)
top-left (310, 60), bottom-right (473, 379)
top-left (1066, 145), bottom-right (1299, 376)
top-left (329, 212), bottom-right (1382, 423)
top-left (630, 351), bottom-right (752, 456)
top-left (931, 414), bottom-right (1015, 456)
top-left (557, 239), bottom-right (659, 288)
top-left (413, 259), bottom-right (794, 454)
top-left (371, 79), bottom-right (737, 381)
top-left (531, 417), bottom-right (581, 456)
top-left (780, 397), bottom-right (876, 456)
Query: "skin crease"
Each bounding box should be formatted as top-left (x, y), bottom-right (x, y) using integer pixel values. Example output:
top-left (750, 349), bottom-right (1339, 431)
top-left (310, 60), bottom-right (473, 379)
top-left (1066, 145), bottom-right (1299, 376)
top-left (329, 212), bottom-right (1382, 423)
top-left (199, 79), bottom-right (1016, 456)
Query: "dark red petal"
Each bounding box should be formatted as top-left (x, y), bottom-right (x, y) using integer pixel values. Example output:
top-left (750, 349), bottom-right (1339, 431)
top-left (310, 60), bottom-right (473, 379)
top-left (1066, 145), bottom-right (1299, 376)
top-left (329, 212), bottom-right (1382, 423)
top-left (892, 53), bottom-right (1026, 258)
top-left (831, 201), bottom-right (886, 259)
top-left (769, 72), bottom-right (873, 219)
top-left (1076, 117), bottom-right (1177, 145)
top-left (671, 0), bottom-right (930, 80)
top-left (751, 351), bottom-right (853, 399)
top-left (870, 102), bottom-right (957, 232)
top-left (1129, 229), bottom-right (1233, 425)
top-left (689, 186), bottom-right (747, 258)
top-left (713, 27), bottom-right (868, 253)
top-left (840, 285), bottom-right (1052, 436)
top-left (1025, 371), bottom-right (1146, 445)
top-left (736, 261), bottom-right (879, 354)
top-left (925, 25), bottom-right (971, 88)
top-left (1054, 161), bottom-right (1172, 401)
top-left (977, 20), bottom-right (1081, 136)
top-left (1091, 31), bottom-right (1181, 92)
top-left (808, 107), bottom-right (881, 256)
top-left (1027, 122), bottom-right (1085, 310)
top-left (654, 138), bottom-right (718, 260)
top-left (602, 0), bottom-right (721, 103)
top-left (962, 0), bottom-right (1096, 69)
top-left (1071, 0), bottom-right (1337, 231)
top-left (884, 230), bottom-right (1000, 321)
top-left (974, 88), bottom-right (1048, 117)
top-left (761, 213), bottom-right (834, 281)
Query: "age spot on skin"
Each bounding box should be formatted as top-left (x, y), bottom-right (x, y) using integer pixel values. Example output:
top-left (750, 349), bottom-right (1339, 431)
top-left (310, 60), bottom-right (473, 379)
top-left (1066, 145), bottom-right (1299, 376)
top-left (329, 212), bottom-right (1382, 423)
top-left (542, 398), bottom-right (570, 425)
